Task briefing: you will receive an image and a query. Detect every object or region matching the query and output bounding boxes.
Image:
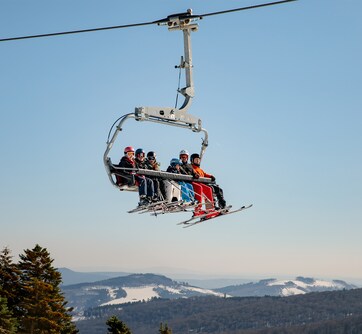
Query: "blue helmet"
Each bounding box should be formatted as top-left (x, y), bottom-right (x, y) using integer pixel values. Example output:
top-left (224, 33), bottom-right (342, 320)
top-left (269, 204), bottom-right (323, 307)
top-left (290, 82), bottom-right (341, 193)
top-left (135, 148), bottom-right (145, 156)
top-left (170, 158), bottom-right (181, 167)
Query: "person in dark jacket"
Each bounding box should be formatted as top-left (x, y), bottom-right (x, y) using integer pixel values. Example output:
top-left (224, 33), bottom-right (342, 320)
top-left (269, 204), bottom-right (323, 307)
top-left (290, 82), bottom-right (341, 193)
top-left (118, 147), bottom-right (154, 206)
top-left (134, 148), bottom-right (147, 169)
top-left (117, 146), bottom-right (136, 186)
top-left (145, 151), bottom-right (165, 200)
top-left (145, 151), bottom-right (160, 171)
top-left (179, 149), bottom-right (199, 179)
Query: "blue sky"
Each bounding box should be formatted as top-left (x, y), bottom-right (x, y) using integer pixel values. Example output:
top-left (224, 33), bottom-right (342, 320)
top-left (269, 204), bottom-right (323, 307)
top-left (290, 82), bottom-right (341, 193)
top-left (1, 0), bottom-right (361, 283)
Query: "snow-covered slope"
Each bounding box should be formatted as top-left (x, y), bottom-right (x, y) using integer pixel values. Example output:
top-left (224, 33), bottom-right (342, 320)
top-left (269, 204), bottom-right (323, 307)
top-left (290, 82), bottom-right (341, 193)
top-left (216, 276), bottom-right (357, 297)
top-left (62, 273), bottom-right (225, 317)
top-left (268, 277), bottom-right (351, 296)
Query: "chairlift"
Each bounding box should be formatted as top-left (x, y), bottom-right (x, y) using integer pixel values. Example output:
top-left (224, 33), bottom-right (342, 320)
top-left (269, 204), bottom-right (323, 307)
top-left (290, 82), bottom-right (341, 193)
top-left (103, 10), bottom-right (210, 192)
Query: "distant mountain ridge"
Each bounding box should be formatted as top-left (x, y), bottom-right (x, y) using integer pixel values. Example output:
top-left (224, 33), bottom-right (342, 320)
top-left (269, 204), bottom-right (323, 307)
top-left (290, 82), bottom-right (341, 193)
top-left (216, 276), bottom-right (357, 297)
top-left (60, 270), bottom-right (358, 320)
top-left (59, 267), bottom-right (130, 286)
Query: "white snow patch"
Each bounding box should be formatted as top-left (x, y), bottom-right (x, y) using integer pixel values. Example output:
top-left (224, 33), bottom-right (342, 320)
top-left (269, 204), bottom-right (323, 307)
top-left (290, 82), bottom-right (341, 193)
top-left (107, 287), bottom-right (118, 299)
top-left (268, 280), bottom-right (308, 289)
top-left (159, 285), bottom-right (182, 294)
top-left (268, 279), bottom-right (285, 286)
top-left (101, 286), bottom-right (159, 306)
top-left (268, 278), bottom-right (344, 291)
top-left (281, 287), bottom-right (305, 296)
top-left (85, 285), bottom-right (118, 299)
top-left (184, 286), bottom-right (226, 297)
top-left (314, 279), bottom-right (336, 288)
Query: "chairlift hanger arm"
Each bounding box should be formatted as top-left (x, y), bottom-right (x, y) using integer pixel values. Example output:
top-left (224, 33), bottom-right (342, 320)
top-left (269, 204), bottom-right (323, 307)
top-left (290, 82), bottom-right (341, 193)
top-left (135, 11), bottom-right (197, 130)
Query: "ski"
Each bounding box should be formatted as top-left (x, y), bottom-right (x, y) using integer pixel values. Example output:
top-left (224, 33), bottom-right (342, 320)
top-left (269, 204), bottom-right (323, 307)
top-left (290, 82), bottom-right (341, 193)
top-left (127, 200), bottom-right (167, 214)
top-left (177, 205), bottom-right (233, 225)
top-left (137, 200), bottom-right (169, 214)
top-left (132, 199), bottom-right (195, 215)
top-left (182, 204), bottom-right (253, 228)
top-left (149, 200), bottom-right (198, 216)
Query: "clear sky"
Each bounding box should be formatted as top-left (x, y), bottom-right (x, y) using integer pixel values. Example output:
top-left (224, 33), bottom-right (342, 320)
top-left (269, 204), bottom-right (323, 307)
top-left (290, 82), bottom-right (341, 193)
top-left (1, 0), bottom-right (361, 283)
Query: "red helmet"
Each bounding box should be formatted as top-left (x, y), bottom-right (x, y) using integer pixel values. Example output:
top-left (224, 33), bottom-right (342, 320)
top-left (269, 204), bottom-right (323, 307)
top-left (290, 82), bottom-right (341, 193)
top-left (124, 146), bottom-right (135, 154)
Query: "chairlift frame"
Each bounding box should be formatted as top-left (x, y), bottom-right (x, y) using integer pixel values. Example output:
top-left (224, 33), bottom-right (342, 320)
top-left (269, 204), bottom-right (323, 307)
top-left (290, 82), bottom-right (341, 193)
top-left (103, 10), bottom-right (209, 189)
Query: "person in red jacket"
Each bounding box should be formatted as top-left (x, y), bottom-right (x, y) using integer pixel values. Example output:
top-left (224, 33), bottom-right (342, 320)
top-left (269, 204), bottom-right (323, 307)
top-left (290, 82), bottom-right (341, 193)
top-left (190, 153), bottom-right (227, 211)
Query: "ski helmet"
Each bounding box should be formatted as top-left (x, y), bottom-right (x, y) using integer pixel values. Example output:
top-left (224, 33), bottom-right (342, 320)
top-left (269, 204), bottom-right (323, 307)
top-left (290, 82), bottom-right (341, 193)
top-left (179, 149), bottom-right (189, 157)
top-left (124, 146), bottom-right (135, 154)
top-left (147, 151), bottom-right (156, 160)
top-left (170, 158), bottom-right (181, 167)
top-left (190, 153), bottom-right (200, 163)
top-left (135, 148), bottom-right (145, 156)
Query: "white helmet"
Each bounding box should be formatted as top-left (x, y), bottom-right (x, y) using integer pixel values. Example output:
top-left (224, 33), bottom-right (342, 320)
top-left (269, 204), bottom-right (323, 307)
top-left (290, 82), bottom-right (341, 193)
top-left (179, 149), bottom-right (189, 157)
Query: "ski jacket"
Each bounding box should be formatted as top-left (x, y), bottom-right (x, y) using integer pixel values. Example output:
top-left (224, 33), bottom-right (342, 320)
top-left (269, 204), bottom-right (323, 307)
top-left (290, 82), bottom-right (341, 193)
top-left (167, 165), bottom-right (181, 174)
top-left (135, 158), bottom-right (146, 169)
top-left (191, 164), bottom-right (213, 179)
top-left (145, 159), bottom-right (160, 171)
top-left (180, 162), bottom-right (197, 177)
top-left (117, 156), bottom-right (136, 185)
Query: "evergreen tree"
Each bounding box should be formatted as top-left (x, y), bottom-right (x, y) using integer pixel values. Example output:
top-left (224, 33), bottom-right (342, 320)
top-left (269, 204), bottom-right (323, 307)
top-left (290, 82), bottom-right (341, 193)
top-left (0, 293), bottom-right (17, 334)
top-left (106, 315), bottom-right (132, 334)
top-left (17, 244), bottom-right (78, 334)
top-left (0, 247), bottom-right (21, 317)
top-left (159, 323), bottom-right (172, 334)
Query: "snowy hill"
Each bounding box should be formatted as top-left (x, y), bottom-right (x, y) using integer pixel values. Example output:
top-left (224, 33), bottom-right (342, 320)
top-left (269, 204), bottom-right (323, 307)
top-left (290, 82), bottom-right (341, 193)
top-left (62, 273), bottom-right (224, 317)
top-left (216, 276), bottom-right (357, 297)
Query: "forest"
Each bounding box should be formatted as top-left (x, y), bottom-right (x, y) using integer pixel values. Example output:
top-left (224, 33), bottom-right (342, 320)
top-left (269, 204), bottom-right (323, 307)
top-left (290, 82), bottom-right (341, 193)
top-left (77, 289), bottom-right (362, 333)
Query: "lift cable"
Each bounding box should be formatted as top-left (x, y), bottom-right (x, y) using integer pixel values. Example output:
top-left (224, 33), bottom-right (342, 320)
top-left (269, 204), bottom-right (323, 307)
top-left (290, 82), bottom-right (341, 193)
top-left (0, 0), bottom-right (296, 43)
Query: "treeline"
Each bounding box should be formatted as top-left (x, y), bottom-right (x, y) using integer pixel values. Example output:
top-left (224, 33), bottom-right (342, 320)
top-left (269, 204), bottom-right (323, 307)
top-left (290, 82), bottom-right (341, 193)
top-left (76, 289), bottom-right (362, 334)
top-left (0, 245), bottom-right (78, 333)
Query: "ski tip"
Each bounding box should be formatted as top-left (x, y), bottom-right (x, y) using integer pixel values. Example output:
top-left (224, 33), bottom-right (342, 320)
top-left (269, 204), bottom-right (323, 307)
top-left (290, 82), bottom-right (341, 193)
top-left (240, 204), bottom-right (253, 209)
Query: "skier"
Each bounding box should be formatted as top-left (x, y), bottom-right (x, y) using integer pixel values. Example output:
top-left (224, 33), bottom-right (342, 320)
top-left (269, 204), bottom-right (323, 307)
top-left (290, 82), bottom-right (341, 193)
top-left (145, 151), bottom-right (160, 170)
top-left (145, 151), bottom-right (165, 200)
top-left (190, 153), bottom-right (227, 210)
top-left (119, 147), bottom-right (154, 206)
top-left (167, 158), bottom-right (194, 202)
top-left (179, 149), bottom-right (199, 178)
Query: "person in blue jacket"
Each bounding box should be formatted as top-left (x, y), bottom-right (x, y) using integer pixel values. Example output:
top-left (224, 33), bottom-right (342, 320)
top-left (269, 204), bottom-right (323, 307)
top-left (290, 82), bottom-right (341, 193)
top-left (167, 158), bottom-right (194, 202)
